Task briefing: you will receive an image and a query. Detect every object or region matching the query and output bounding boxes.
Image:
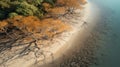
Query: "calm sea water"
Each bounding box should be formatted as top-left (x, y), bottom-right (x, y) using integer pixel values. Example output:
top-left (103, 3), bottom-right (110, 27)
top-left (90, 0), bottom-right (120, 67)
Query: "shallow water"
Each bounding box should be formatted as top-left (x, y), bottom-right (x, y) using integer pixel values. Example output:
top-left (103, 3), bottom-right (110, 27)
top-left (90, 0), bottom-right (120, 67)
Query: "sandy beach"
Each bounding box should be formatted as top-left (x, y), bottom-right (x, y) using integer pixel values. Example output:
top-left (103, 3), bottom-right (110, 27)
top-left (33, 1), bottom-right (100, 67)
top-left (0, 1), bottom-right (101, 67)
top-left (1, 0), bottom-right (119, 67)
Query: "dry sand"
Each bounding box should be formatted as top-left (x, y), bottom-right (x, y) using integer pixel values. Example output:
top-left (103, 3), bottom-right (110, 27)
top-left (0, 1), bottom-right (101, 67)
top-left (33, 2), bottom-right (100, 67)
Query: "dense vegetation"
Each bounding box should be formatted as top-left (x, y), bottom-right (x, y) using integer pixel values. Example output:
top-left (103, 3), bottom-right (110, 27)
top-left (0, 0), bottom-right (87, 37)
top-left (0, 0), bottom-right (57, 20)
top-left (0, 0), bottom-right (86, 66)
top-left (0, 0), bottom-right (87, 36)
top-left (0, 0), bottom-right (86, 20)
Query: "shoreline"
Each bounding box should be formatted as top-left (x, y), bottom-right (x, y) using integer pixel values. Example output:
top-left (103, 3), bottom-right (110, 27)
top-left (35, 1), bottom-right (97, 67)
top-left (38, 1), bottom-right (102, 67)
top-left (0, 1), bottom-right (101, 67)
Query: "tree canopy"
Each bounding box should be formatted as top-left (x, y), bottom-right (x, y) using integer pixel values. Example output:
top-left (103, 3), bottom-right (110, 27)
top-left (0, 0), bottom-right (57, 20)
top-left (0, 0), bottom-right (86, 20)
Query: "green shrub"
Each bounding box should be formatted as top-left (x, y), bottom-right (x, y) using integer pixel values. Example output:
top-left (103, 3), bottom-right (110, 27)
top-left (26, 0), bottom-right (43, 6)
top-left (0, 0), bottom-right (57, 20)
top-left (8, 12), bottom-right (18, 18)
top-left (16, 1), bottom-right (39, 16)
top-left (0, 1), bottom-right (10, 9)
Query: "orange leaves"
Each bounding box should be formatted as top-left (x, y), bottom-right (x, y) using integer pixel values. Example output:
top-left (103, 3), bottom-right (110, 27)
top-left (43, 0), bottom-right (87, 15)
top-left (56, 0), bottom-right (87, 9)
top-left (0, 21), bottom-right (8, 29)
top-left (0, 16), bottom-right (71, 39)
top-left (42, 2), bottom-right (66, 15)
top-left (37, 18), bottom-right (71, 38)
top-left (0, 21), bottom-right (8, 32)
top-left (10, 16), bottom-right (41, 33)
top-left (42, 3), bottom-right (52, 11)
top-left (56, 0), bottom-right (80, 8)
top-left (41, 18), bottom-right (70, 34)
top-left (80, 0), bottom-right (87, 4)
top-left (47, 7), bottom-right (66, 14)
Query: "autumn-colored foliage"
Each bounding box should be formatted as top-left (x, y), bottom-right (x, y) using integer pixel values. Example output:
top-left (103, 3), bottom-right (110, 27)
top-left (47, 7), bottom-right (66, 14)
top-left (80, 0), bottom-right (87, 4)
top-left (0, 21), bottom-right (8, 32)
top-left (0, 16), bottom-right (71, 39)
top-left (0, 0), bottom-right (87, 20)
top-left (0, 0), bottom-right (57, 20)
top-left (43, 0), bottom-right (87, 15)
top-left (42, 3), bottom-right (66, 16)
top-left (56, 0), bottom-right (86, 8)
top-left (0, 0), bottom-right (87, 39)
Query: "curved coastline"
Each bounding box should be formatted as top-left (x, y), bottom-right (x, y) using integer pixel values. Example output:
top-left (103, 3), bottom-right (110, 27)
top-left (0, 1), bottom-right (102, 67)
top-left (35, 1), bottom-right (101, 67)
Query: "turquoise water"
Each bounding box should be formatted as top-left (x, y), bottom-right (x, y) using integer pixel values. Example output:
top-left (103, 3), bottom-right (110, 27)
top-left (90, 0), bottom-right (120, 67)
